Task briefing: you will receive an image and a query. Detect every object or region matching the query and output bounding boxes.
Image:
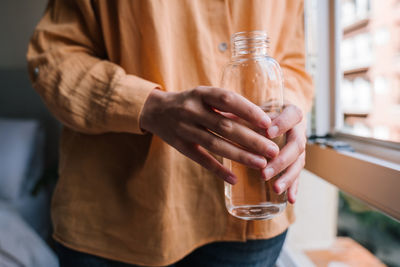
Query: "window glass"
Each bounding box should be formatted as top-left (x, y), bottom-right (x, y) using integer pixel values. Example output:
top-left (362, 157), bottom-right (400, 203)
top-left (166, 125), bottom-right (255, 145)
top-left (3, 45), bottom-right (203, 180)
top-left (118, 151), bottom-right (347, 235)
top-left (338, 191), bottom-right (400, 266)
top-left (339, 0), bottom-right (400, 143)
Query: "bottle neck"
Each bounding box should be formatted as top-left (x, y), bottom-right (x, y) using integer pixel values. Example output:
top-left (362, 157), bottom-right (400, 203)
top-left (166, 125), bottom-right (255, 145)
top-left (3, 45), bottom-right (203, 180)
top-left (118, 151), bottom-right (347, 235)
top-left (231, 31), bottom-right (269, 60)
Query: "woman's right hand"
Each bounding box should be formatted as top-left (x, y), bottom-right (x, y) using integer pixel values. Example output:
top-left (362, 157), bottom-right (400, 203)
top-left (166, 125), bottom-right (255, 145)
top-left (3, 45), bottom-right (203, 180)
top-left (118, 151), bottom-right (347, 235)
top-left (139, 86), bottom-right (280, 184)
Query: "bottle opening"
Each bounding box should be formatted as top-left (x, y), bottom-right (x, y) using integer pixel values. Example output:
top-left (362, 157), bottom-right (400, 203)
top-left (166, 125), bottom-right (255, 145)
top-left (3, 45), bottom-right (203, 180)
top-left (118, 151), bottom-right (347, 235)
top-left (231, 31), bottom-right (269, 59)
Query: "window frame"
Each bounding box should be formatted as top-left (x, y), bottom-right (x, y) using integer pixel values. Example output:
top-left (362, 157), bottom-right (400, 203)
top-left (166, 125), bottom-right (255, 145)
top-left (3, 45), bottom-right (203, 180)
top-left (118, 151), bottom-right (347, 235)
top-left (305, 0), bottom-right (400, 221)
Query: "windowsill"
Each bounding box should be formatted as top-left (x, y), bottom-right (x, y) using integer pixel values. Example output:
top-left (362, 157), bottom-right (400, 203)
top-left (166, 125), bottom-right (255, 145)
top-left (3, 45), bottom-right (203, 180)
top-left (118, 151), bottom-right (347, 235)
top-left (334, 132), bottom-right (400, 164)
top-left (343, 66), bottom-right (369, 76)
top-left (343, 17), bottom-right (370, 35)
top-left (343, 112), bottom-right (369, 117)
top-left (305, 142), bottom-right (400, 221)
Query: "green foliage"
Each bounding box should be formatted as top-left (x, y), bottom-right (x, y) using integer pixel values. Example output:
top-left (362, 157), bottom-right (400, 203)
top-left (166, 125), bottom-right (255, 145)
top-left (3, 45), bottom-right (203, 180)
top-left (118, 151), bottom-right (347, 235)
top-left (340, 191), bottom-right (400, 239)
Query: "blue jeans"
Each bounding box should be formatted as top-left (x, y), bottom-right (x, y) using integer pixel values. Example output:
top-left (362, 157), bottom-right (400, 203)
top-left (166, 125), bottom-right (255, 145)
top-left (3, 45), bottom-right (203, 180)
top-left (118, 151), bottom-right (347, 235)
top-left (56, 230), bottom-right (287, 267)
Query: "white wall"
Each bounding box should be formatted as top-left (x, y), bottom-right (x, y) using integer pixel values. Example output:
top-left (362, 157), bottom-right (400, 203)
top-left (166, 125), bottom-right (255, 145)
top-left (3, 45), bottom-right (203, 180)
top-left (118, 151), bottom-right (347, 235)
top-left (286, 170), bottom-right (338, 250)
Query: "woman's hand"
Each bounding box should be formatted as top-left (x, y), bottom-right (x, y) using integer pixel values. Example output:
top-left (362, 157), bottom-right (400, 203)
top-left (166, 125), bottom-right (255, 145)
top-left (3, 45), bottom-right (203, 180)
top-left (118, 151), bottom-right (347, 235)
top-left (261, 104), bottom-right (306, 204)
top-left (140, 86), bottom-right (280, 184)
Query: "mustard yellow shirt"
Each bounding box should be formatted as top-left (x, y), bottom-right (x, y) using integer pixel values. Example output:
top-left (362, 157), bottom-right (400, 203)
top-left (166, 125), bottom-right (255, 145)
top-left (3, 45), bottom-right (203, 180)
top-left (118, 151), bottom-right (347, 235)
top-left (27, 0), bottom-right (313, 266)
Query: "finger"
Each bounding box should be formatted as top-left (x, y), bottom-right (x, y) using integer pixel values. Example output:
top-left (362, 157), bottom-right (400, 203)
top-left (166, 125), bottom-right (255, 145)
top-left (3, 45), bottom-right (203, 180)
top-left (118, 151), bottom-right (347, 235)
top-left (219, 111), bottom-right (262, 133)
top-left (261, 135), bottom-right (305, 180)
top-left (199, 87), bottom-right (271, 128)
top-left (273, 152), bottom-right (305, 195)
top-left (287, 178), bottom-right (299, 204)
top-left (177, 123), bottom-right (268, 169)
top-left (218, 111), bottom-right (237, 120)
top-left (176, 142), bottom-right (237, 184)
top-left (267, 104), bottom-right (303, 138)
top-left (197, 110), bottom-right (279, 158)
top-left (286, 120), bottom-right (307, 145)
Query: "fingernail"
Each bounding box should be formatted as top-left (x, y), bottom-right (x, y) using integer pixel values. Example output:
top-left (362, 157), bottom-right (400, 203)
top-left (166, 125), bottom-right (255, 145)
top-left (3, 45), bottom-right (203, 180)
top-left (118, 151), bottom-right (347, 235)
top-left (263, 167), bottom-right (274, 180)
top-left (275, 182), bottom-right (284, 194)
top-left (253, 156), bottom-right (267, 168)
top-left (267, 126), bottom-right (279, 138)
top-left (267, 145), bottom-right (279, 157)
top-left (260, 115), bottom-right (271, 128)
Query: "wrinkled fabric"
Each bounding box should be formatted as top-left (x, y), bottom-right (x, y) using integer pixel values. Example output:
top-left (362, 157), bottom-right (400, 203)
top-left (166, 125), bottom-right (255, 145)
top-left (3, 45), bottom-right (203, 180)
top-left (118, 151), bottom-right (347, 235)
top-left (27, 0), bottom-right (313, 266)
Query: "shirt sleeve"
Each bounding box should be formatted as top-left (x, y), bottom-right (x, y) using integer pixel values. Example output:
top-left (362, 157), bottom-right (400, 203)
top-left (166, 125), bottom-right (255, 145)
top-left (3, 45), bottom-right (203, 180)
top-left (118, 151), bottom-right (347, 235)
top-left (278, 1), bottom-right (314, 114)
top-left (26, 0), bottom-right (161, 135)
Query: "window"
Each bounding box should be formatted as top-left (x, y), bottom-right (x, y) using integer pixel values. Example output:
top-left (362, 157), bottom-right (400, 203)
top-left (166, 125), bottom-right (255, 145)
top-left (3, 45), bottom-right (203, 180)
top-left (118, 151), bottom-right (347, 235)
top-left (307, 0), bottom-right (400, 216)
top-left (300, 0), bottom-right (400, 265)
top-left (341, 0), bottom-right (370, 27)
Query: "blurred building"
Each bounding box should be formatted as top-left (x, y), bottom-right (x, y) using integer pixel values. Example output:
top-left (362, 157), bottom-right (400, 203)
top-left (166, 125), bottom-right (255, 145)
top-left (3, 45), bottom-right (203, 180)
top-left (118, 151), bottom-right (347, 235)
top-left (340, 0), bottom-right (400, 142)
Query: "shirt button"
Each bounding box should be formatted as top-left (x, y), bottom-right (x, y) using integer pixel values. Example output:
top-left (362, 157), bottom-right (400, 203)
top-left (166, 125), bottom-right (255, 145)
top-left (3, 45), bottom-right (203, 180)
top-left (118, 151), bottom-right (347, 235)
top-left (218, 42), bottom-right (228, 52)
top-left (34, 67), bottom-right (40, 77)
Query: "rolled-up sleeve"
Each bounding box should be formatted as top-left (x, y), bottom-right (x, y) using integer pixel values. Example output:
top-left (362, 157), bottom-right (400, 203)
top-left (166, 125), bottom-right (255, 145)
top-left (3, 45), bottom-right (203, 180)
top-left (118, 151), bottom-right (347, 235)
top-left (27, 0), bottom-right (160, 134)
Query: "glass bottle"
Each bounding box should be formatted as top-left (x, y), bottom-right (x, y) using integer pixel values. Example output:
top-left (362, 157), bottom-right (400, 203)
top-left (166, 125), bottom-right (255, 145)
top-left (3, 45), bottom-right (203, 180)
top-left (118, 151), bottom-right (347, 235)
top-left (221, 31), bottom-right (287, 220)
